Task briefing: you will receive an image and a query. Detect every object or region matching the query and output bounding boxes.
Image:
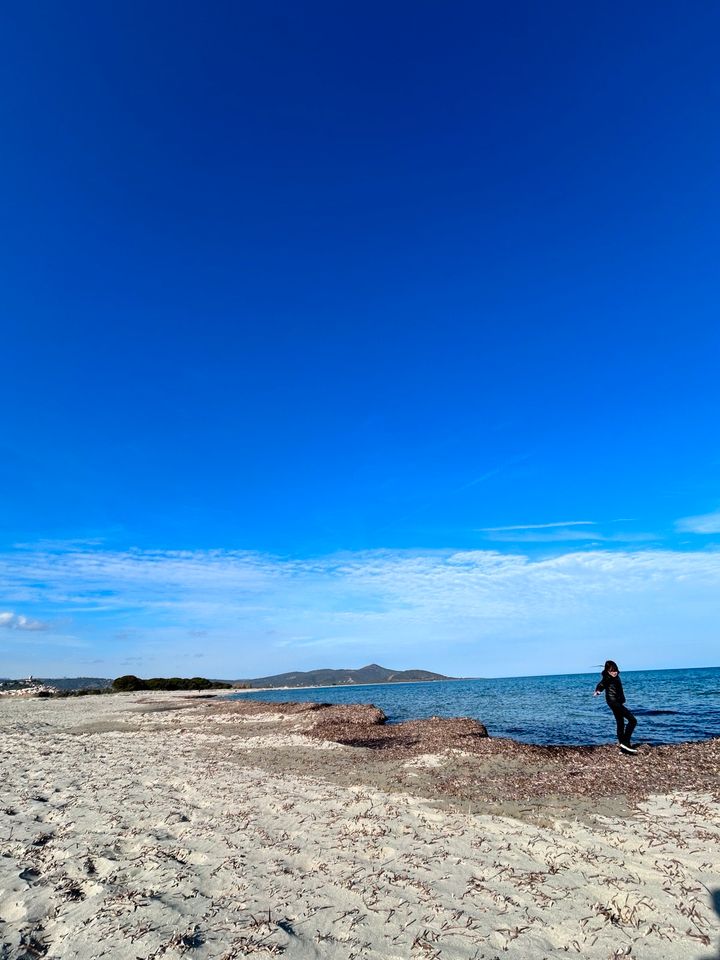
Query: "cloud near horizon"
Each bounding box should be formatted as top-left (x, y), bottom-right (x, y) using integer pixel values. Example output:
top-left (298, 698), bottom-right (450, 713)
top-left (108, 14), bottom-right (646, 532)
top-left (0, 611), bottom-right (48, 631)
top-left (1, 543), bottom-right (719, 678)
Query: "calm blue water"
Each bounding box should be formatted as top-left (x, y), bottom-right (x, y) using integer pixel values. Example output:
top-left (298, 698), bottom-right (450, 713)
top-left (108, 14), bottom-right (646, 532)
top-left (230, 667), bottom-right (720, 746)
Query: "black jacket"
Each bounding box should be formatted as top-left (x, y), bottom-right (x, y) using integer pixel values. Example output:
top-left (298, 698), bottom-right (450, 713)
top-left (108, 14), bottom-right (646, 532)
top-left (595, 672), bottom-right (626, 705)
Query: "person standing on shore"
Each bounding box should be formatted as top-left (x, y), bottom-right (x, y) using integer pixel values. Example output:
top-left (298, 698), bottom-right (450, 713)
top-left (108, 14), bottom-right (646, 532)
top-left (594, 660), bottom-right (638, 754)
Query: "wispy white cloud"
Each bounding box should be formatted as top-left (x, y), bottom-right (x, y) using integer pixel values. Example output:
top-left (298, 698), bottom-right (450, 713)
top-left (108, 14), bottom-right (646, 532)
top-left (676, 509), bottom-right (720, 534)
top-left (482, 530), bottom-right (656, 544)
top-left (477, 519), bottom-right (656, 544)
top-left (1, 544), bottom-right (718, 678)
top-left (480, 521), bottom-right (596, 532)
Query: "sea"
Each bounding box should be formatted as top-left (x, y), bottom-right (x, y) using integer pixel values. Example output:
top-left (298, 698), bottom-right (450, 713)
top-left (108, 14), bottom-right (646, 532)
top-left (230, 666), bottom-right (720, 746)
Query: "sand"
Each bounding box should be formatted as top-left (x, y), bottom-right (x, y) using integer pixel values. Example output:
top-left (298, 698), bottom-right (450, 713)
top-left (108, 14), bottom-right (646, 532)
top-left (1, 693), bottom-right (719, 959)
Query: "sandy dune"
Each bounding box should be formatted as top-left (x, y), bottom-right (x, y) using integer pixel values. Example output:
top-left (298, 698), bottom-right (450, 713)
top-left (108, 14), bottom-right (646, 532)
top-left (1, 693), bottom-right (719, 959)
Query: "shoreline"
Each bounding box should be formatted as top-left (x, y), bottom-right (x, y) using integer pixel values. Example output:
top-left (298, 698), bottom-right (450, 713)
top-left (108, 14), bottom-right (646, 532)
top-left (226, 686), bottom-right (718, 750)
top-left (1, 692), bottom-right (719, 958)
top-left (230, 676), bottom-right (472, 694)
top-left (3, 684), bottom-right (716, 749)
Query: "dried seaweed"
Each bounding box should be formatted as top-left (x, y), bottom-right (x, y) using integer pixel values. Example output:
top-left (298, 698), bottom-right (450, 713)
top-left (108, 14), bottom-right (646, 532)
top-left (226, 699), bottom-right (720, 804)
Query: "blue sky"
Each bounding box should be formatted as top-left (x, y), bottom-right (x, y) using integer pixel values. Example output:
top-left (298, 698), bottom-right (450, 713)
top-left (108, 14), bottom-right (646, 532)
top-left (1, 2), bottom-right (719, 679)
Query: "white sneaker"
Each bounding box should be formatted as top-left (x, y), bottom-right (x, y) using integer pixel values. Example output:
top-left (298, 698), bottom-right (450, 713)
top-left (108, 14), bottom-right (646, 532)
top-left (619, 743), bottom-right (638, 754)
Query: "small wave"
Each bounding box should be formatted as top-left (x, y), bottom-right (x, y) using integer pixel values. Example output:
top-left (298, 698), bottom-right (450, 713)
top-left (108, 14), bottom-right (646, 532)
top-left (636, 709), bottom-right (679, 716)
top-left (696, 690), bottom-right (720, 696)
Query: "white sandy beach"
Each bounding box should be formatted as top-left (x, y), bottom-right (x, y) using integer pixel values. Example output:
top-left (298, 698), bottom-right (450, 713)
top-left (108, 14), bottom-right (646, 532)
top-left (1, 693), bottom-right (719, 959)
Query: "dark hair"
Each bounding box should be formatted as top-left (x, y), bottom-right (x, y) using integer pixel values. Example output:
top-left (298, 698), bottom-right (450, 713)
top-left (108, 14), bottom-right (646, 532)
top-left (604, 660), bottom-right (619, 673)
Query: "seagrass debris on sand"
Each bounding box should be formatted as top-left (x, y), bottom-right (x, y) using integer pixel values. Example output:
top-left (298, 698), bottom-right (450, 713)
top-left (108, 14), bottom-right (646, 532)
top-left (223, 698), bottom-right (720, 803)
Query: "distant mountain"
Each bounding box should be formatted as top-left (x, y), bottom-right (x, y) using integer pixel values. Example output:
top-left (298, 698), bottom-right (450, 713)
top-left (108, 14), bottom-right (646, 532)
top-left (38, 677), bottom-right (113, 691)
top-left (235, 663), bottom-right (453, 689)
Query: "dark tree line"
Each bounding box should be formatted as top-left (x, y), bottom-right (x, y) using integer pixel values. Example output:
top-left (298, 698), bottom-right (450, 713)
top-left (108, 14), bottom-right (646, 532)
top-left (112, 675), bottom-right (232, 691)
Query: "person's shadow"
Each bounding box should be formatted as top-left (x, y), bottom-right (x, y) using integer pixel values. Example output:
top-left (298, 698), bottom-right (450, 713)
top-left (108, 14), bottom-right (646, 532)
top-left (697, 889), bottom-right (720, 960)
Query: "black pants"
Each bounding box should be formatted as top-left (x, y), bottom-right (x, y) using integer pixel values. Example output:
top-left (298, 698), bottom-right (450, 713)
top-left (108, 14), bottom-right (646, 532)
top-left (610, 703), bottom-right (637, 745)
